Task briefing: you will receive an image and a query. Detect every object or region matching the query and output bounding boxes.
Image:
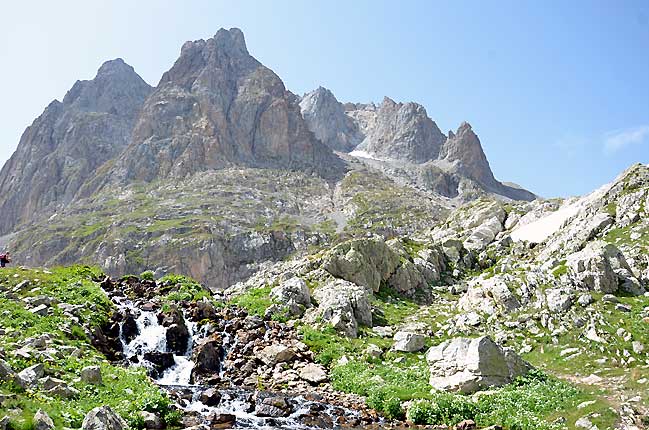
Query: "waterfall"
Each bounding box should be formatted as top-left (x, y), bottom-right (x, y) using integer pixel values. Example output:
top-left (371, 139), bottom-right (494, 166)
top-left (108, 294), bottom-right (366, 429)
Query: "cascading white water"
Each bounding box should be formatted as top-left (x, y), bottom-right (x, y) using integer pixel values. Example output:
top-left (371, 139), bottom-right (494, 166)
top-left (116, 299), bottom-right (199, 386)
top-left (110, 296), bottom-right (364, 429)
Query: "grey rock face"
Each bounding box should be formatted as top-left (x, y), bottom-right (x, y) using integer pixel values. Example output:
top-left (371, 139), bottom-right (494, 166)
top-left (270, 277), bottom-right (311, 316)
top-left (309, 279), bottom-right (372, 337)
top-left (90, 28), bottom-right (344, 190)
top-left (82, 406), bottom-right (127, 430)
top-left (426, 336), bottom-right (533, 394)
top-left (0, 59), bottom-right (152, 235)
top-left (438, 122), bottom-right (497, 188)
top-left (300, 87), bottom-right (362, 152)
top-left (322, 238), bottom-right (400, 292)
top-left (348, 97), bottom-right (446, 163)
top-left (567, 241), bottom-right (628, 294)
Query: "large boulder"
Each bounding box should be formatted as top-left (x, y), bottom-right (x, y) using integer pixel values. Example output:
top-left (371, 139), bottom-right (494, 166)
top-left (270, 277), bottom-right (311, 316)
top-left (463, 216), bottom-right (504, 252)
top-left (458, 275), bottom-right (522, 315)
top-left (567, 241), bottom-right (639, 294)
top-left (412, 247), bottom-right (446, 284)
top-left (309, 279), bottom-right (372, 337)
top-left (82, 406), bottom-right (127, 430)
top-left (160, 307), bottom-right (190, 355)
top-left (322, 238), bottom-right (400, 292)
top-left (426, 336), bottom-right (533, 394)
top-left (191, 333), bottom-right (224, 378)
top-left (392, 331), bottom-right (426, 352)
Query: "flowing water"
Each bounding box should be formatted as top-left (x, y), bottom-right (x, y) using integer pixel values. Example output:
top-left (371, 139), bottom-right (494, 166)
top-left (111, 295), bottom-right (364, 429)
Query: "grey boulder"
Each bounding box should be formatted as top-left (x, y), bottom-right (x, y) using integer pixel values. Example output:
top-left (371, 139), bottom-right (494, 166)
top-left (426, 336), bottom-right (533, 394)
top-left (82, 406), bottom-right (127, 430)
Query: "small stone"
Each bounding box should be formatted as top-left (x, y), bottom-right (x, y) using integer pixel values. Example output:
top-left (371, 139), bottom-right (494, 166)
top-left (33, 409), bottom-right (54, 430)
top-left (299, 363), bottom-right (328, 384)
top-left (82, 405), bottom-right (127, 430)
top-left (139, 411), bottom-right (163, 429)
top-left (29, 304), bottom-right (49, 316)
top-left (81, 366), bottom-right (103, 384)
top-left (615, 304), bottom-right (632, 312)
top-left (632, 341), bottom-right (644, 354)
top-left (198, 387), bottom-right (221, 406)
top-left (257, 345), bottom-right (295, 366)
top-left (582, 374), bottom-right (603, 385)
top-left (364, 344), bottom-right (383, 359)
top-left (577, 293), bottom-right (594, 307)
top-left (456, 419), bottom-right (477, 429)
top-left (577, 400), bottom-right (596, 409)
top-left (601, 294), bottom-right (618, 303)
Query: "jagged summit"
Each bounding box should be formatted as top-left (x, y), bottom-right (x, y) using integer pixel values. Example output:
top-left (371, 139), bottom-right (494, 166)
top-left (299, 86), bottom-right (362, 152)
top-left (438, 121), bottom-right (496, 187)
top-left (83, 28), bottom-right (344, 188)
top-left (0, 59), bottom-right (152, 235)
top-left (347, 97), bottom-right (446, 163)
top-left (62, 58), bottom-right (152, 118)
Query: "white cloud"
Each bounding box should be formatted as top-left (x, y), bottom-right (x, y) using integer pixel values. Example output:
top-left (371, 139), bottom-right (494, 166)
top-left (604, 125), bottom-right (649, 153)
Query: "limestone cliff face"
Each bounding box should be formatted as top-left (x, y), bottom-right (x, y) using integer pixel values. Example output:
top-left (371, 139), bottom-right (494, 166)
top-left (347, 97), bottom-right (446, 163)
top-left (89, 28), bottom-right (343, 190)
top-left (438, 122), bottom-right (496, 187)
top-left (0, 59), bottom-right (152, 235)
top-left (299, 87), bottom-right (362, 152)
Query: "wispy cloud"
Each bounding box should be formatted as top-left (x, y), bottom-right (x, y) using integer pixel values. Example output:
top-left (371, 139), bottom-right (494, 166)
top-left (604, 125), bottom-right (649, 153)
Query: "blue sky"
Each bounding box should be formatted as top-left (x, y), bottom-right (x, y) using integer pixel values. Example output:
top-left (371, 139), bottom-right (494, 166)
top-left (1, 0), bottom-right (647, 197)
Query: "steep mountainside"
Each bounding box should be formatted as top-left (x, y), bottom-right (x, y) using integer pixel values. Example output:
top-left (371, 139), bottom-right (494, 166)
top-left (83, 28), bottom-right (343, 194)
top-left (0, 28), bottom-right (535, 289)
top-left (299, 87), bottom-right (362, 152)
top-left (301, 88), bottom-right (535, 202)
top-left (0, 59), bottom-right (152, 235)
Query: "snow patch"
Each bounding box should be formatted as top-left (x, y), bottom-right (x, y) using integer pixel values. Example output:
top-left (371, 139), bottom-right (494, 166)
top-left (349, 149), bottom-right (382, 161)
top-left (511, 182), bottom-right (613, 243)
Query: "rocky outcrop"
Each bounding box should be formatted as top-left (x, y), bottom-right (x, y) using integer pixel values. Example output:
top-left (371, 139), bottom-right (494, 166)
top-left (437, 122), bottom-right (497, 188)
top-left (567, 241), bottom-right (641, 294)
top-left (86, 28), bottom-right (344, 192)
top-left (322, 238), bottom-right (400, 292)
top-left (309, 279), bottom-right (372, 337)
top-left (426, 336), bottom-right (533, 394)
top-left (347, 97), bottom-right (446, 163)
top-left (300, 87), bottom-right (362, 152)
top-left (270, 277), bottom-right (311, 316)
top-left (0, 59), bottom-right (152, 235)
top-left (459, 275), bottom-right (522, 316)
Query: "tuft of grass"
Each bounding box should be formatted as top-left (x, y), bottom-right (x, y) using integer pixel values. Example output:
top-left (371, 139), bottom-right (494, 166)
top-left (230, 286), bottom-right (273, 317)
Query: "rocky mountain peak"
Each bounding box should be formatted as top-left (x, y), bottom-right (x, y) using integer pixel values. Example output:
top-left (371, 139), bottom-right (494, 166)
top-left (62, 58), bottom-right (152, 119)
top-left (161, 27), bottom-right (257, 89)
top-left (0, 59), bottom-right (152, 235)
top-left (300, 87), bottom-right (362, 152)
top-left (87, 28), bottom-right (344, 187)
top-left (439, 121), bottom-right (496, 187)
top-left (349, 97), bottom-right (446, 163)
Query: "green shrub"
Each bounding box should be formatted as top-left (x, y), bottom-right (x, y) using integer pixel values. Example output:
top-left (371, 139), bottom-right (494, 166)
top-left (140, 270), bottom-right (155, 281)
top-left (406, 393), bottom-right (477, 425)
